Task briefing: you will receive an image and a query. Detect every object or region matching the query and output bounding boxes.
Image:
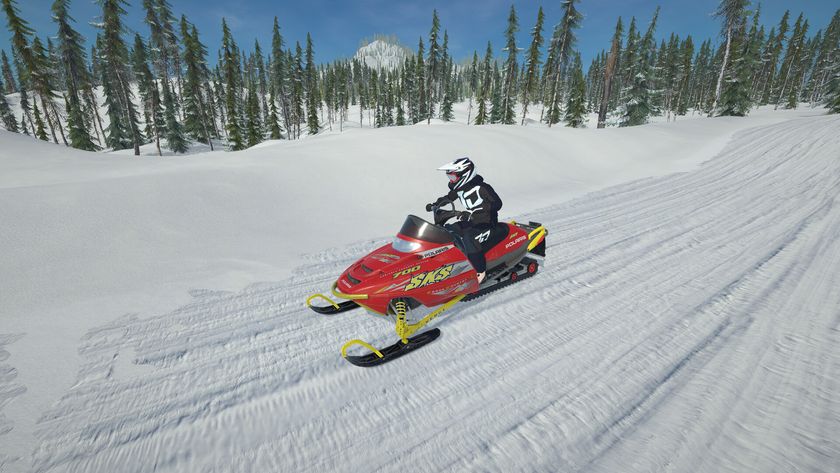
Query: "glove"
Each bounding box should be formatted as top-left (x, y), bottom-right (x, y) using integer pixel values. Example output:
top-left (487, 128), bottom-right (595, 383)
top-left (425, 203), bottom-right (434, 212)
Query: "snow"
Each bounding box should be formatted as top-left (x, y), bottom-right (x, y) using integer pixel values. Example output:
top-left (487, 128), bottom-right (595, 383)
top-left (1, 105), bottom-right (839, 472)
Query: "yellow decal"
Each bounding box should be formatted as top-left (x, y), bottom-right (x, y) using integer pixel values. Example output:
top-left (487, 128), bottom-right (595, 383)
top-left (405, 265), bottom-right (454, 291)
top-left (393, 265), bottom-right (422, 279)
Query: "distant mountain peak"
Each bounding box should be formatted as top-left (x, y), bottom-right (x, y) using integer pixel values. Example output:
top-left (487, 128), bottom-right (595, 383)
top-left (354, 36), bottom-right (412, 70)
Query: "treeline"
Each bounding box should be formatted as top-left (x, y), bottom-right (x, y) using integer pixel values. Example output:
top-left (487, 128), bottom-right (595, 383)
top-left (0, 0), bottom-right (838, 156)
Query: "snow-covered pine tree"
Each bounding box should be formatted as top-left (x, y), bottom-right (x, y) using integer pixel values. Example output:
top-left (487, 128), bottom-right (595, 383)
top-left (474, 42), bottom-right (492, 125)
top-left (30, 36), bottom-right (65, 144)
top-left (270, 18), bottom-right (292, 136)
top-left (0, 73), bottom-right (18, 131)
top-left (267, 85), bottom-right (282, 138)
top-left (133, 34), bottom-right (163, 154)
top-left (674, 35), bottom-right (694, 116)
top-left (221, 19), bottom-right (244, 150)
top-left (245, 57), bottom-right (263, 146)
top-left (162, 79), bottom-right (187, 153)
top-left (597, 17), bottom-right (622, 128)
top-left (415, 37), bottom-right (427, 124)
top-left (156, 0), bottom-right (182, 108)
top-left (500, 5), bottom-right (518, 124)
top-left (3, 0), bottom-right (69, 145)
top-left (826, 54), bottom-right (840, 113)
top-left (717, 17), bottom-right (752, 117)
top-left (52, 0), bottom-right (97, 150)
top-left (489, 62), bottom-right (503, 123)
top-left (544, 0), bottom-right (582, 126)
top-left (777, 15), bottom-right (809, 109)
top-left (304, 33), bottom-right (319, 135)
top-left (291, 45), bottom-right (304, 138)
top-left (810, 10), bottom-right (839, 106)
top-left (99, 0), bottom-right (141, 154)
top-left (711, 0), bottom-right (750, 115)
top-left (564, 53), bottom-right (586, 127)
top-left (466, 51), bottom-right (479, 124)
top-left (182, 23), bottom-right (214, 148)
top-left (32, 100), bottom-right (48, 140)
top-left (426, 10), bottom-right (441, 123)
top-left (0, 49), bottom-right (14, 93)
top-left (520, 7), bottom-right (544, 125)
top-left (621, 7), bottom-right (659, 126)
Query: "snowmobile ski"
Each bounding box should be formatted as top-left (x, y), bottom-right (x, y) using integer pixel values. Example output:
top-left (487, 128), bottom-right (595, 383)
top-left (342, 328), bottom-right (442, 367)
top-left (306, 297), bottom-right (359, 315)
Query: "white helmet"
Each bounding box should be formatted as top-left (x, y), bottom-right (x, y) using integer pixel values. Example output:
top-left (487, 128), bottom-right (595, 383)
top-left (437, 157), bottom-right (476, 189)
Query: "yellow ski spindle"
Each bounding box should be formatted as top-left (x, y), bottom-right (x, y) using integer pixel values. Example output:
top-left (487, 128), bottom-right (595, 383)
top-left (397, 294), bottom-right (465, 339)
top-left (341, 339), bottom-right (384, 359)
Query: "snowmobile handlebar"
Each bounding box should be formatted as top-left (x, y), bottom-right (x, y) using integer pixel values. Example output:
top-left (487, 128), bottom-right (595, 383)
top-left (427, 200), bottom-right (458, 226)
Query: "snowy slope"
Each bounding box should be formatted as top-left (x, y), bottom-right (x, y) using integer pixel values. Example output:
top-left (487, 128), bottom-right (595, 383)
top-left (1, 108), bottom-right (839, 472)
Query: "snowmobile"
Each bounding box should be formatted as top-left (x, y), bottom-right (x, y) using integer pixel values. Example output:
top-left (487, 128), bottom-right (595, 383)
top-left (306, 201), bottom-right (547, 367)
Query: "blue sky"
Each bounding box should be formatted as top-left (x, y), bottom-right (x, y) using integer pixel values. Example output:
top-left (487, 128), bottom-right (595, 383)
top-left (1, 1), bottom-right (837, 68)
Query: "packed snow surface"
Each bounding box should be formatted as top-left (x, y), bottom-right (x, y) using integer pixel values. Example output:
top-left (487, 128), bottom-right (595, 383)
top-left (1, 107), bottom-right (839, 472)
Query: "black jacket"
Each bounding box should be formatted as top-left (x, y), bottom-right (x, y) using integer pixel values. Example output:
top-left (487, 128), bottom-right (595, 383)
top-left (438, 175), bottom-right (503, 226)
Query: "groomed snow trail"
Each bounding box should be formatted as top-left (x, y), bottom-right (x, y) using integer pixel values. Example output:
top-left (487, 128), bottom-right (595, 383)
top-left (29, 115), bottom-right (840, 472)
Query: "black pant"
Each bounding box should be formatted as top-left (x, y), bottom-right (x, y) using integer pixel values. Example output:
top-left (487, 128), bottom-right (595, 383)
top-left (446, 221), bottom-right (494, 273)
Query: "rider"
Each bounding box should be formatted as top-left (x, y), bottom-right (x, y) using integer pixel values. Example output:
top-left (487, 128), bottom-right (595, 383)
top-left (426, 157), bottom-right (503, 284)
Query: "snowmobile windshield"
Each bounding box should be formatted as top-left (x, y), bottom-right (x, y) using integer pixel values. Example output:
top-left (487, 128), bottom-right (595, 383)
top-left (397, 215), bottom-right (453, 245)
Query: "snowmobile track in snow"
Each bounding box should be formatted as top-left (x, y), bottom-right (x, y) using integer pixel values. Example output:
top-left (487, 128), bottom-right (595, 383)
top-left (23, 114), bottom-right (840, 472)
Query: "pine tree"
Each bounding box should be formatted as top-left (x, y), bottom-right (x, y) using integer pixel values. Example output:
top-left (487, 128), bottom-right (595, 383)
top-left (500, 5), bottom-right (519, 124)
top-left (156, 0), bottom-right (182, 102)
top-left (304, 33), bottom-right (319, 134)
top-left (776, 14), bottom-right (809, 109)
top-left (544, 0), bottom-right (583, 126)
top-left (0, 73), bottom-right (17, 131)
top-left (52, 0), bottom-right (97, 150)
top-left (711, 0), bottom-right (750, 114)
top-left (466, 51), bottom-right (479, 124)
top-left (271, 17), bottom-right (292, 137)
top-left (245, 66), bottom-right (263, 147)
top-left (565, 53), bottom-right (586, 127)
top-left (99, 0), bottom-right (142, 154)
top-left (221, 19), bottom-right (244, 150)
top-left (474, 42), bottom-right (492, 125)
top-left (415, 38), bottom-right (427, 123)
top-left (827, 60), bottom-right (840, 113)
top-left (267, 85), bottom-right (282, 138)
top-left (30, 36), bottom-right (63, 144)
top-left (32, 100), bottom-right (48, 140)
top-left (521, 7), bottom-right (544, 125)
top-left (621, 7), bottom-right (660, 126)
top-left (132, 34), bottom-right (163, 154)
top-left (489, 63), bottom-right (503, 123)
top-left (426, 10), bottom-right (441, 123)
top-left (1, 49), bottom-right (15, 93)
top-left (182, 23), bottom-right (214, 148)
top-left (162, 79), bottom-right (187, 153)
top-left (597, 17), bottom-right (622, 128)
top-left (291, 44), bottom-right (304, 138)
top-left (3, 0), bottom-right (68, 145)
